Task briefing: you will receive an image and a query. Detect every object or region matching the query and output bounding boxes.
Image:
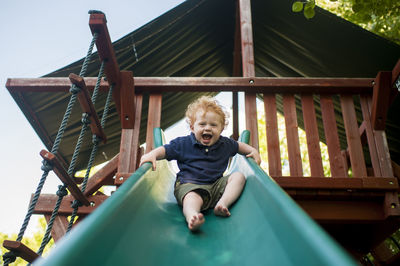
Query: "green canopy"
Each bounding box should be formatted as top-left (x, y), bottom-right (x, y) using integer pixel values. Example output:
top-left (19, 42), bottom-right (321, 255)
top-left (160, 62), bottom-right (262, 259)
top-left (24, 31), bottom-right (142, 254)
top-left (8, 0), bottom-right (400, 170)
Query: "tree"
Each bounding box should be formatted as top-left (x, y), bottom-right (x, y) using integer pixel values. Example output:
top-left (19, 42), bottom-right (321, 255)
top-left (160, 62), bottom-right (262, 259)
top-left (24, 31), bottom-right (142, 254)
top-left (292, 0), bottom-right (400, 45)
top-left (1, 217), bottom-right (54, 265)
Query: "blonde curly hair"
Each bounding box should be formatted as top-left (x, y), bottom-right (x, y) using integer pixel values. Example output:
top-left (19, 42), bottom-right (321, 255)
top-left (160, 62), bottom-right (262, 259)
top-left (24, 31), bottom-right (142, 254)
top-left (185, 96), bottom-right (229, 128)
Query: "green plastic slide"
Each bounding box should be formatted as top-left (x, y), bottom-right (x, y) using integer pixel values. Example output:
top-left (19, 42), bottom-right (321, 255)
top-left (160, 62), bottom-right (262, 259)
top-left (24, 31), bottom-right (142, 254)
top-left (35, 129), bottom-right (356, 266)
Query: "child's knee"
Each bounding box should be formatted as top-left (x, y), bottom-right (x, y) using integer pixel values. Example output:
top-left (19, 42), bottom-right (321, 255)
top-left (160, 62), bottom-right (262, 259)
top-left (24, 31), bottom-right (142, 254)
top-left (229, 172), bottom-right (246, 185)
top-left (183, 191), bottom-right (204, 203)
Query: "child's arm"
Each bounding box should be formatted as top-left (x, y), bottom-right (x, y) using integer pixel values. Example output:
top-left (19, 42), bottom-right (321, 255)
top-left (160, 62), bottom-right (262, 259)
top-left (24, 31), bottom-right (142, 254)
top-left (238, 142), bottom-right (261, 165)
top-left (139, 146), bottom-right (166, 170)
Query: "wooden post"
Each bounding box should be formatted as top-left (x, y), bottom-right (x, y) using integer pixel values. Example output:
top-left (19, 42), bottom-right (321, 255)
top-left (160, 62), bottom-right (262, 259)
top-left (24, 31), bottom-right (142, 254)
top-left (116, 94), bottom-right (143, 185)
top-left (371, 71), bottom-right (392, 130)
top-left (145, 94), bottom-right (162, 153)
top-left (239, 0), bottom-right (258, 149)
top-left (120, 71), bottom-right (135, 129)
top-left (232, 0), bottom-right (242, 140)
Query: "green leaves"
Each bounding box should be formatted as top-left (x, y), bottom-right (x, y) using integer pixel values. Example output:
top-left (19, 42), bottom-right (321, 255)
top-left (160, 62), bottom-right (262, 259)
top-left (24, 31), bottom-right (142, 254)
top-left (292, 1), bottom-right (304, 12)
top-left (292, 1), bottom-right (316, 19)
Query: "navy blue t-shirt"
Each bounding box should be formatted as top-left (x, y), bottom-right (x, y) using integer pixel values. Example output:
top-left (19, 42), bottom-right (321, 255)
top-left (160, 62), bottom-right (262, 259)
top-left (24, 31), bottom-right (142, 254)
top-left (164, 133), bottom-right (239, 184)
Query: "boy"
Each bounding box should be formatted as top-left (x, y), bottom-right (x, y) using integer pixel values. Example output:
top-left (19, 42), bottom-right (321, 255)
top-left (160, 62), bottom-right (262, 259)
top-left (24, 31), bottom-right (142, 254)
top-left (139, 96), bottom-right (261, 231)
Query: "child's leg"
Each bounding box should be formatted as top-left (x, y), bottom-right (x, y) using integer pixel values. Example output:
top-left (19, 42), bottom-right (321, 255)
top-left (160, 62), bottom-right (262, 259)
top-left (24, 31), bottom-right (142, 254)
top-left (214, 172), bottom-right (246, 217)
top-left (182, 191), bottom-right (205, 231)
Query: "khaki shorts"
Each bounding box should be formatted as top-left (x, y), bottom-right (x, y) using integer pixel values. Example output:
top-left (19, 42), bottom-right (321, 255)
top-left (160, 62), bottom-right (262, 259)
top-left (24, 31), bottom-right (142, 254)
top-left (174, 175), bottom-right (230, 211)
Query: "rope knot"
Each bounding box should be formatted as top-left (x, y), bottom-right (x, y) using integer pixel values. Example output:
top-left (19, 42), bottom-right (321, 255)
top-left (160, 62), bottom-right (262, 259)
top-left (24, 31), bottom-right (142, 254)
top-left (81, 113), bottom-right (91, 125)
top-left (3, 251), bottom-right (17, 263)
top-left (69, 84), bottom-right (81, 94)
top-left (71, 199), bottom-right (83, 209)
top-left (92, 135), bottom-right (100, 145)
top-left (41, 160), bottom-right (53, 172)
top-left (56, 185), bottom-right (68, 197)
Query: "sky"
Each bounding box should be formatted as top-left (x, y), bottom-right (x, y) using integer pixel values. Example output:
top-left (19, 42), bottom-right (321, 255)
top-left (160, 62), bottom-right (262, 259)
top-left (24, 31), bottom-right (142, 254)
top-left (0, 0), bottom-right (247, 236)
top-left (0, 0), bottom-right (192, 236)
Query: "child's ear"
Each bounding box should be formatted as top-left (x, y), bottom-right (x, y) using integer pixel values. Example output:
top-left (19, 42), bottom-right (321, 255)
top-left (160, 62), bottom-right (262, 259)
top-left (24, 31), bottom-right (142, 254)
top-left (190, 124), bottom-right (194, 131)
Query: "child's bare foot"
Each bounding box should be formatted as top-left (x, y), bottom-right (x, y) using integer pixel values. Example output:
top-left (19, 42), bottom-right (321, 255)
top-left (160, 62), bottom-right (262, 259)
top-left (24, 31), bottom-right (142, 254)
top-left (214, 204), bottom-right (231, 217)
top-left (187, 213), bottom-right (205, 231)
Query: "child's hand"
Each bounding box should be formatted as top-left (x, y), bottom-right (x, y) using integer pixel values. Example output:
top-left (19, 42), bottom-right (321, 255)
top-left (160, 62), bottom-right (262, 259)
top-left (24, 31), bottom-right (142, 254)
top-left (139, 153), bottom-right (157, 171)
top-left (246, 148), bottom-right (261, 165)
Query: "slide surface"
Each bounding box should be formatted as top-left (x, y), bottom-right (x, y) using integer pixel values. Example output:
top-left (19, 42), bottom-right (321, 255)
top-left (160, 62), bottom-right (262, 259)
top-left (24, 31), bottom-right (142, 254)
top-left (35, 130), bottom-right (356, 266)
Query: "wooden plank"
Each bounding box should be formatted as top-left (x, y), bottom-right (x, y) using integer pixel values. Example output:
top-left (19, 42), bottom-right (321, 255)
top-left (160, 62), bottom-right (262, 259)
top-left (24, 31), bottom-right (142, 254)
top-left (115, 94), bottom-right (143, 186)
top-left (131, 94), bottom-right (143, 170)
top-left (40, 150), bottom-right (90, 206)
top-left (371, 71), bottom-right (392, 130)
top-left (44, 214), bottom-right (69, 242)
top-left (366, 96), bottom-right (394, 177)
top-left (32, 194), bottom-right (107, 215)
top-left (119, 71), bottom-right (135, 129)
top-left (88, 12), bottom-right (120, 89)
top-left (88, 11), bottom-right (122, 118)
top-left (273, 176), bottom-right (398, 190)
top-left (301, 95), bottom-right (324, 177)
top-left (283, 94), bottom-right (303, 176)
top-left (69, 73), bottom-right (107, 143)
top-left (297, 200), bottom-right (384, 222)
top-left (384, 192), bottom-right (400, 218)
top-left (360, 95), bottom-right (382, 176)
top-left (340, 95), bottom-right (367, 177)
top-left (391, 58), bottom-right (400, 86)
top-left (3, 240), bottom-right (39, 263)
top-left (263, 94), bottom-right (282, 176)
top-left (145, 94), bottom-right (162, 153)
top-left (320, 95), bottom-right (347, 177)
top-left (84, 154), bottom-right (118, 196)
top-left (6, 77), bottom-right (374, 94)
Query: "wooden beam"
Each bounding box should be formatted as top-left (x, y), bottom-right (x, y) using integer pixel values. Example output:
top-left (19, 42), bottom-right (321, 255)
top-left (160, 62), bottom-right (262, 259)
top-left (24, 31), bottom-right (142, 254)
top-left (145, 94), bottom-right (162, 153)
top-left (44, 214), bottom-right (69, 242)
top-left (231, 0), bottom-right (241, 140)
top-left (115, 94), bottom-right (143, 186)
top-left (6, 77), bottom-right (374, 94)
top-left (360, 95), bottom-right (382, 177)
top-left (3, 240), bottom-right (39, 263)
top-left (84, 154), bottom-right (118, 196)
top-left (40, 150), bottom-right (90, 206)
top-left (32, 194), bottom-right (107, 215)
top-left (239, 0), bottom-right (258, 148)
top-left (391, 58), bottom-right (400, 86)
top-left (371, 71), bottom-right (392, 130)
top-left (297, 200), bottom-right (385, 222)
top-left (120, 71), bottom-right (135, 129)
top-left (69, 73), bottom-right (107, 143)
top-left (273, 177), bottom-right (398, 190)
top-left (88, 11), bottom-right (122, 120)
top-left (88, 12), bottom-right (120, 89)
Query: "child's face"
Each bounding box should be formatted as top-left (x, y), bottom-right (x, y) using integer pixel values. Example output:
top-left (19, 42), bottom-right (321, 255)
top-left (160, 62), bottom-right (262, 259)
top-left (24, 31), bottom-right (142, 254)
top-left (190, 110), bottom-right (224, 146)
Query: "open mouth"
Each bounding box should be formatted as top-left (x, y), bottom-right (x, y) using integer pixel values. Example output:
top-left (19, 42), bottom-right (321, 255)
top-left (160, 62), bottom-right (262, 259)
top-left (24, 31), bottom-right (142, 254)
top-left (202, 134), bottom-right (212, 141)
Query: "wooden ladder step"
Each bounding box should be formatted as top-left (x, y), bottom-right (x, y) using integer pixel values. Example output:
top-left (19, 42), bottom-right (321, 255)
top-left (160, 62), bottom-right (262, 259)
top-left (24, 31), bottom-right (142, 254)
top-left (40, 150), bottom-right (90, 206)
top-left (3, 240), bottom-right (40, 263)
top-left (69, 73), bottom-right (107, 143)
